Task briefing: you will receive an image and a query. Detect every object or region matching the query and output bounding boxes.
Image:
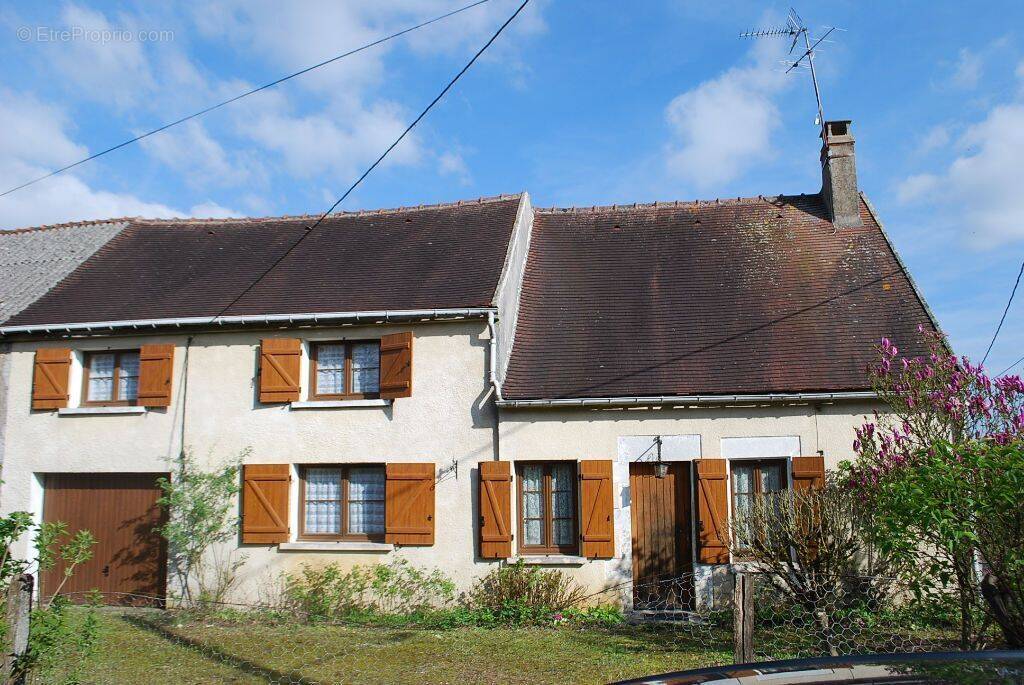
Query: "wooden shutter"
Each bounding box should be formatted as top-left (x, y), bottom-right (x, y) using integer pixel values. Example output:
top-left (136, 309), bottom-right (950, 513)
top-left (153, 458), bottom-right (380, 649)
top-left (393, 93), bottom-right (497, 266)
top-left (241, 464), bottom-right (290, 544)
top-left (379, 332), bottom-right (413, 400)
top-left (385, 463), bottom-right (434, 545)
top-left (259, 338), bottom-right (301, 403)
top-left (579, 460), bottom-right (615, 559)
top-left (792, 456), bottom-right (826, 491)
top-left (479, 461), bottom-right (512, 559)
top-left (138, 344), bottom-right (175, 407)
top-left (32, 348), bottom-right (71, 410)
top-left (696, 459), bottom-right (730, 564)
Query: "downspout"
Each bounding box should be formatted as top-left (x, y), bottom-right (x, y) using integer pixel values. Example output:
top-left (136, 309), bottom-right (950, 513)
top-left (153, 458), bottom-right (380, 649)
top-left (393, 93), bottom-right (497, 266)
top-left (486, 311), bottom-right (503, 403)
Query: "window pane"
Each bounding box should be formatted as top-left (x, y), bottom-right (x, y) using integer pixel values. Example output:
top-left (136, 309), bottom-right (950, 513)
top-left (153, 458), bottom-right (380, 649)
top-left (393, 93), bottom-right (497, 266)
top-left (732, 464), bottom-right (754, 495)
top-left (119, 352), bottom-right (140, 400)
top-left (522, 465), bottom-right (545, 545)
top-left (553, 519), bottom-right (574, 546)
top-left (760, 463), bottom-right (785, 493)
top-left (347, 467), bottom-right (385, 534)
top-left (316, 344), bottom-right (346, 395)
top-left (733, 493), bottom-right (753, 547)
top-left (524, 519), bottom-right (543, 546)
top-left (305, 468), bottom-right (342, 534)
top-left (351, 343), bottom-right (380, 394)
top-left (87, 353), bottom-right (115, 401)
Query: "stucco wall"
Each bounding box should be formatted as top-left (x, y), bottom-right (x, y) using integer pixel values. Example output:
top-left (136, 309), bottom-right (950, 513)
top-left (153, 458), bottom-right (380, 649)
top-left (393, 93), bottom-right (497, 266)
top-left (497, 400), bottom-right (879, 601)
top-left (1, 319), bottom-right (881, 603)
top-left (0, 320), bottom-right (501, 601)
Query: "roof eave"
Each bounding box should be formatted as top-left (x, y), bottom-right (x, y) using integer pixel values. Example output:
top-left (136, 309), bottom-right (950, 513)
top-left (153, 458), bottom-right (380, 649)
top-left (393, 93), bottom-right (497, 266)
top-left (496, 390), bottom-right (878, 409)
top-left (0, 307), bottom-right (497, 339)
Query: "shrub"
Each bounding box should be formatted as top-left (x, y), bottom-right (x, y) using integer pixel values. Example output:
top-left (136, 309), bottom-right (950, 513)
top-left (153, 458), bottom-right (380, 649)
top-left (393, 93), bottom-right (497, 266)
top-left (466, 561), bottom-right (586, 624)
top-left (283, 559), bottom-right (456, 621)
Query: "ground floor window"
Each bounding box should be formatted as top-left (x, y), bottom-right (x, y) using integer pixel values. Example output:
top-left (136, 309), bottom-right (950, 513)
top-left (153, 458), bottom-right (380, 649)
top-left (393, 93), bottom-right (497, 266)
top-left (517, 461), bottom-right (578, 554)
top-left (299, 465), bottom-right (385, 540)
top-left (730, 459), bottom-right (787, 551)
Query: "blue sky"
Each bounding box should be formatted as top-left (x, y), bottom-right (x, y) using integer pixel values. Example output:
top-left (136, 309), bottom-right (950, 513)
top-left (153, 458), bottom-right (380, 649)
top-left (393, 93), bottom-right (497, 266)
top-left (1, 1), bottom-right (1023, 373)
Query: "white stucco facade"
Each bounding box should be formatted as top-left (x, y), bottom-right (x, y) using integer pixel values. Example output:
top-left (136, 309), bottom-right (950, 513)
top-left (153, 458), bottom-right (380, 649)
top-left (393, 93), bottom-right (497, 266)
top-left (0, 316), bottom-right (878, 602)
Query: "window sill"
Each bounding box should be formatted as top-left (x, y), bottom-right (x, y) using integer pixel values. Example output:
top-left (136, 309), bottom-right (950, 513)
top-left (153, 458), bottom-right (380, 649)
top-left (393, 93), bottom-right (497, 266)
top-left (290, 399), bottom-right (391, 410)
top-left (278, 541), bottom-right (394, 552)
top-left (515, 555), bottom-right (586, 566)
top-left (57, 406), bottom-right (148, 416)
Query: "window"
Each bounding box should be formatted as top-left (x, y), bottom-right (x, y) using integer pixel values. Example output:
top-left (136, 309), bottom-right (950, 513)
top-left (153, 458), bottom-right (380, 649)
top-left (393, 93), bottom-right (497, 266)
top-left (731, 459), bottom-right (787, 550)
top-left (517, 462), bottom-right (578, 554)
top-left (309, 341), bottom-right (381, 400)
top-left (299, 465), bottom-right (386, 540)
top-left (82, 351), bottom-right (140, 405)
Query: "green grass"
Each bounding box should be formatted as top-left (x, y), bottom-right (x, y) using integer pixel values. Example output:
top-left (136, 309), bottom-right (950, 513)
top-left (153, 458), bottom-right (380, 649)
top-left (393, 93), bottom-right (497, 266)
top-left (71, 611), bottom-right (732, 685)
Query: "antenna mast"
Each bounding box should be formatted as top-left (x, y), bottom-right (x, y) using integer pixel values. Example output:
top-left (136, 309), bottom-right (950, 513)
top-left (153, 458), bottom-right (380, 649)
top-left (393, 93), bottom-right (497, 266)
top-left (741, 8), bottom-right (837, 144)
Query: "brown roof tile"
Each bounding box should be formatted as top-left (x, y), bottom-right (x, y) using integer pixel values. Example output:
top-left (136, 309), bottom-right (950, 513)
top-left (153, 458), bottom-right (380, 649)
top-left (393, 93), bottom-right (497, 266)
top-left (502, 194), bottom-right (936, 400)
top-left (6, 196), bottom-right (521, 325)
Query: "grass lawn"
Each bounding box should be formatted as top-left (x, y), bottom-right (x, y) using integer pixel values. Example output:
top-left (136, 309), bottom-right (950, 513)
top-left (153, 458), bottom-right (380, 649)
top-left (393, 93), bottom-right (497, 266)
top-left (71, 610), bottom-right (733, 684)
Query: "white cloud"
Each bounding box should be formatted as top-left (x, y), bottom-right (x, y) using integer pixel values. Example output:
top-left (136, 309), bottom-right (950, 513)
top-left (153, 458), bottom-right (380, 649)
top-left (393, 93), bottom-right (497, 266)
top-left (0, 90), bottom-right (205, 229)
top-left (917, 124), bottom-right (951, 155)
top-left (950, 48), bottom-right (983, 90)
top-left (187, 201), bottom-right (241, 218)
top-left (664, 40), bottom-right (788, 189)
top-left (438, 150), bottom-right (471, 184)
top-left (139, 120), bottom-right (264, 189)
top-left (898, 103), bottom-right (1024, 248)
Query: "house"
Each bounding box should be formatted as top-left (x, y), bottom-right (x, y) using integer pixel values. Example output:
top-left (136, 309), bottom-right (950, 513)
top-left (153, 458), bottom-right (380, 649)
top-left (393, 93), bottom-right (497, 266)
top-left (0, 121), bottom-right (937, 607)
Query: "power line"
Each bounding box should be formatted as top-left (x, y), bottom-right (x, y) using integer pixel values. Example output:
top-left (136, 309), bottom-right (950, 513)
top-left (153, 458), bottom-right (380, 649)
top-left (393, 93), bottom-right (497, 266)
top-left (981, 258), bottom-right (1024, 366)
top-left (207, 0), bottom-right (531, 322)
top-left (997, 353), bottom-right (1024, 377)
top-left (0, 0), bottom-right (491, 199)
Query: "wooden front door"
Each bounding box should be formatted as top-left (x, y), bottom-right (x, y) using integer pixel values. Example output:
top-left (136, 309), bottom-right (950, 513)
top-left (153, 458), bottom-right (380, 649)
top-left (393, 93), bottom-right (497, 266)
top-left (630, 462), bottom-right (694, 609)
top-left (42, 473), bottom-right (168, 606)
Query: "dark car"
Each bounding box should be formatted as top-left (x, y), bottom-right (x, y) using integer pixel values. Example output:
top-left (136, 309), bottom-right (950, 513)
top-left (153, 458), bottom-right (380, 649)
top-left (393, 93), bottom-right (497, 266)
top-left (611, 651), bottom-right (1024, 684)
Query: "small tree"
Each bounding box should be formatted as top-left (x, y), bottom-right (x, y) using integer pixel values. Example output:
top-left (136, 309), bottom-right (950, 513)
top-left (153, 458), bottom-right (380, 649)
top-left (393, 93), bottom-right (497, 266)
top-left (847, 328), bottom-right (1024, 648)
top-left (156, 448), bottom-right (248, 607)
top-left (730, 477), bottom-right (880, 655)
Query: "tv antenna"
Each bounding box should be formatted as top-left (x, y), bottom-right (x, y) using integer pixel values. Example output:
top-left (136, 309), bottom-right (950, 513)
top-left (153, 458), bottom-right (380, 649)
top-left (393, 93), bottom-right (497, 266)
top-left (741, 8), bottom-right (838, 143)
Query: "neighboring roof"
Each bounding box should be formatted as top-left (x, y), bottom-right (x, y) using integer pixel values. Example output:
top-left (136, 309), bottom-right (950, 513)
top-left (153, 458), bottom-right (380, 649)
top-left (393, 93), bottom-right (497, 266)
top-left (501, 194), bottom-right (936, 400)
top-left (5, 196), bottom-right (521, 327)
top-left (0, 220), bottom-right (128, 324)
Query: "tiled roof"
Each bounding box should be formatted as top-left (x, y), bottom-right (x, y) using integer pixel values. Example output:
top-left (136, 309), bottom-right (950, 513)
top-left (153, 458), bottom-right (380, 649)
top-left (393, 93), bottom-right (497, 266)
top-left (501, 194), bottom-right (936, 400)
top-left (5, 196), bottom-right (522, 326)
top-left (0, 221), bottom-right (128, 323)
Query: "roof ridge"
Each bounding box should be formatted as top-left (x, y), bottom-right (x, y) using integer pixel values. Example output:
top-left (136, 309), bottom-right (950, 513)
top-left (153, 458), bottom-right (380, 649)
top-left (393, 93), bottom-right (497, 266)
top-left (534, 193), bottom-right (815, 214)
top-left (1, 218), bottom-right (135, 235)
top-left (133, 193), bottom-right (524, 226)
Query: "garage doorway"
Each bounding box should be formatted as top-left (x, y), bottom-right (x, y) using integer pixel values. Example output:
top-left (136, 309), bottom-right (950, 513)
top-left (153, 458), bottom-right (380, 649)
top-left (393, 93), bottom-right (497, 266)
top-left (41, 473), bottom-right (168, 606)
top-left (629, 462), bottom-right (694, 609)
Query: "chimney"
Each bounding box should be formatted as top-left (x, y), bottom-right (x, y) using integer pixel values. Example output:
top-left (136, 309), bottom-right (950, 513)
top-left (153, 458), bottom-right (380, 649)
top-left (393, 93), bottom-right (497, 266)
top-left (819, 119), bottom-right (862, 228)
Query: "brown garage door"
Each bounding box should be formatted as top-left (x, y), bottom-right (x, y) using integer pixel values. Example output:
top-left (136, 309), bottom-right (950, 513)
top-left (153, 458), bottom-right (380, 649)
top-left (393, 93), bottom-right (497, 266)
top-left (42, 473), bottom-right (168, 606)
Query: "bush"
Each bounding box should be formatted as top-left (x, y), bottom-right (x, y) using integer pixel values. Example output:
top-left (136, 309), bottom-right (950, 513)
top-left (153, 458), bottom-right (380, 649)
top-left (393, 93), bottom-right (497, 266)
top-left (465, 561), bottom-right (587, 625)
top-left (283, 559), bottom-right (456, 621)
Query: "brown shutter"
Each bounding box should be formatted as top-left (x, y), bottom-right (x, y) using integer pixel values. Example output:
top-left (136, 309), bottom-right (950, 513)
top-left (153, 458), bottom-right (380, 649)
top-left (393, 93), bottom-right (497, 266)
top-left (379, 332), bottom-right (413, 399)
top-left (792, 456), bottom-right (826, 491)
top-left (259, 338), bottom-right (301, 403)
top-left (385, 463), bottom-right (435, 545)
top-left (32, 348), bottom-right (71, 410)
top-left (138, 344), bottom-right (175, 407)
top-left (241, 464), bottom-right (290, 544)
top-left (579, 460), bottom-right (615, 559)
top-left (696, 459), bottom-right (730, 564)
top-left (479, 461), bottom-right (512, 559)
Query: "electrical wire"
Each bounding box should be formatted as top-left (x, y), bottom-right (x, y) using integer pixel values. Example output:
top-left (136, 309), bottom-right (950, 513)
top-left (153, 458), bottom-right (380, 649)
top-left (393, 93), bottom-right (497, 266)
top-left (0, 0), bottom-right (491, 199)
top-left (981, 258), bottom-right (1024, 367)
top-left (206, 0), bottom-right (531, 322)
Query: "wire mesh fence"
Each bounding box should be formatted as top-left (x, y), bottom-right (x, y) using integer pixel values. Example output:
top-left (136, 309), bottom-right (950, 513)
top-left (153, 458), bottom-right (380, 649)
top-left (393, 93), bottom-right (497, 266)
top-left (19, 570), bottom-right (988, 684)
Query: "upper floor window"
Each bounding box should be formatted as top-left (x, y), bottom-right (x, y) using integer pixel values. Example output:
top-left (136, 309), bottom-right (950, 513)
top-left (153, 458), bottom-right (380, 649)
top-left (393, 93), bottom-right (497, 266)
top-left (517, 461), bottom-right (578, 555)
top-left (731, 459), bottom-right (787, 550)
top-left (299, 465), bottom-right (386, 541)
top-left (309, 341), bottom-right (380, 400)
top-left (83, 350), bottom-right (140, 406)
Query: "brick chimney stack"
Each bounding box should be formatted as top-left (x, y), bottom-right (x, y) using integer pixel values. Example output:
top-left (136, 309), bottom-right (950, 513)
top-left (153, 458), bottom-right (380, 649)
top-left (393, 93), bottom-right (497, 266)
top-left (819, 120), bottom-right (862, 228)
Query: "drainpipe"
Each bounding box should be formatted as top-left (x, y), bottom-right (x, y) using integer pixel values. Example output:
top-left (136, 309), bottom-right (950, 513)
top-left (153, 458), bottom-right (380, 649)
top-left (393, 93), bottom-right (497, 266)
top-left (486, 311), bottom-right (503, 403)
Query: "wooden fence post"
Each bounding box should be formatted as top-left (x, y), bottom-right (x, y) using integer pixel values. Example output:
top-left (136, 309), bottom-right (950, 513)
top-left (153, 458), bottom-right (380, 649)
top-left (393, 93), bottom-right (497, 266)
top-left (733, 571), bottom-right (754, 664)
top-left (3, 573), bottom-right (33, 685)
